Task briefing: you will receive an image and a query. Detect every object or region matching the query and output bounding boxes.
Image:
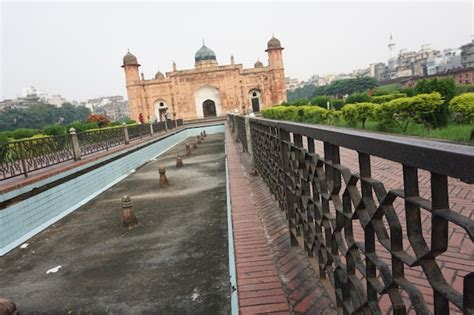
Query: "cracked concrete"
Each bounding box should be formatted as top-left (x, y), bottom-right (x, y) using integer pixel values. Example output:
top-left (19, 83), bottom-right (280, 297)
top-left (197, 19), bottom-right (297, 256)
top-left (0, 133), bottom-right (229, 314)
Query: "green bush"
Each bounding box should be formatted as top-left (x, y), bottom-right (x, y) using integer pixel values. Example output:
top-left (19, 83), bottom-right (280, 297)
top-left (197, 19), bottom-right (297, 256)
top-left (341, 103), bottom-right (377, 128)
top-left (262, 105), bottom-right (335, 124)
top-left (310, 96), bottom-right (331, 108)
top-left (65, 121), bottom-right (100, 133)
top-left (43, 125), bottom-right (66, 136)
top-left (0, 133), bottom-right (8, 143)
top-left (302, 106), bottom-right (330, 124)
top-left (374, 92), bottom-right (444, 131)
top-left (108, 121), bottom-right (122, 127)
top-left (371, 93), bottom-right (406, 104)
top-left (456, 84), bottom-right (474, 95)
top-left (414, 78), bottom-right (456, 127)
top-left (11, 128), bottom-right (39, 140)
top-left (345, 92), bottom-right (372, 104)
top-left (449, 93), bottom-right (474, 124)
top-left (330, 99), bottom-right (345, 110)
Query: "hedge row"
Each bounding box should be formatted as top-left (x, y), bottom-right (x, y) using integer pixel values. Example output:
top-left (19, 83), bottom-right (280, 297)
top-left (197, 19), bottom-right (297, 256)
top-left (263, 92), bottom-right (473, 131)
top-left (0, 119), bottom-right (138, 142)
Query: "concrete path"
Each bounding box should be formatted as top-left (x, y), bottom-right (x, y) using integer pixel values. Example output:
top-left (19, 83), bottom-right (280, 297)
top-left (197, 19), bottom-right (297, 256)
top-left (0, 133), bottom-right (230, 314)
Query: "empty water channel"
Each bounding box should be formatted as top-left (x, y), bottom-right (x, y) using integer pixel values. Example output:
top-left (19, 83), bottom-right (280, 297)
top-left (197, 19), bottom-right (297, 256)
top-left (0, 124), bottom-right (233, 313)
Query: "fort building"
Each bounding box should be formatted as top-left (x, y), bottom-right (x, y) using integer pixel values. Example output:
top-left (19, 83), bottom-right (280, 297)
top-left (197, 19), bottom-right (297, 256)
top-left (122, 36), bottom-right (287, 122)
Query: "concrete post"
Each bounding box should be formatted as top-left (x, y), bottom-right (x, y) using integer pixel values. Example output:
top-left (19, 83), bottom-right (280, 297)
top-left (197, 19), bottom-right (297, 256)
top-left (244, 116), bottom-right (253, 156)
top-left (159, 167), bottom-right (169, 187)
top-left (122, 123), bottom-right (130, 144)
top-left (150, 123), bottom-right (154, 136)
top-left (69, 128), bottom-right (81, 161)
top-left (164, 120), bottom-right (168, 132)
top-left (122, 195), bottom-right (138, 229)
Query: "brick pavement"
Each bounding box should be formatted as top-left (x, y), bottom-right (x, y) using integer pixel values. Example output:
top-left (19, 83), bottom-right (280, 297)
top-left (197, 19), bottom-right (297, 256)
top-left (227, 126), bottom-right (336, 314)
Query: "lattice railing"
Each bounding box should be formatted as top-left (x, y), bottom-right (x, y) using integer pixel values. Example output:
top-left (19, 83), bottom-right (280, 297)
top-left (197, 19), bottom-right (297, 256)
top-left (243, 116), bottom-right (474, 314)
top-left (0, 135), bottom-right (73, 180)
top-left (234, 115), bottom-right (248, 153)
top-left (77, 127), bottom-right (125, 156)
top-left (0, 120), bottom-right (184, 181)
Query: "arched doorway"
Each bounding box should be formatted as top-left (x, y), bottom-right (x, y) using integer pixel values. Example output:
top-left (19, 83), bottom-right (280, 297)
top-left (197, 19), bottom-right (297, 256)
top-left (194, 85), bottom-right (221, 118)
top-left (202, 99), bottom-right (217, 117)
top-left (153, 99), bottom-right (168, 122)
top-left (249, 90), bottom-right (261, 112)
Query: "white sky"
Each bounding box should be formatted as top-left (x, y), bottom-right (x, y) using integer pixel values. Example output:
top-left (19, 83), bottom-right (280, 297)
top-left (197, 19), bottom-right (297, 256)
top-left (1, 1), bottom-right (473, 102)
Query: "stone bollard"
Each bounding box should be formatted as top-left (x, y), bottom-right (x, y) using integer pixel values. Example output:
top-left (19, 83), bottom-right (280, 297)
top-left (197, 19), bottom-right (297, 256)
top-left (122, 195), bottom-right (138, 229)
top-left (176, 154), bottom-right (183, 168)
top-left (192, 142), bottom-right (197, 149)
top-left (185, 143), bottom-right (191, 156)
top-left (159, 167), bottom-right (169, 187)
top-left (0, 298), bottom-right (18, 315)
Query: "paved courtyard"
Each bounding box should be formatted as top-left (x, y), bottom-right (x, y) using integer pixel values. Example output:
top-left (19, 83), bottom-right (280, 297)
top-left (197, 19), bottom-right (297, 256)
top-left (0, 133), bottom-right (230, 314)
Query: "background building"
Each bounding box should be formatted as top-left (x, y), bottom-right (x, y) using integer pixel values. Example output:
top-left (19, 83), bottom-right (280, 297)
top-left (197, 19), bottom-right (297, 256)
top-left (461, 40), bottom-right (474, 68)
top-left (85, 95), bottom-right (130, 121)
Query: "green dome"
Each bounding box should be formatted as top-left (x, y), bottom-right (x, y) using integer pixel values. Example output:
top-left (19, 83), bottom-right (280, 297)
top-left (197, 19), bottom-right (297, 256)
top-left (195, 45), bottom-right (217, 62)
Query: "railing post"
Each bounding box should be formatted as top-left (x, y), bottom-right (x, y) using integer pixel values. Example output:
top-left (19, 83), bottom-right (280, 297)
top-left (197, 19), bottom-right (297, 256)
top-left (69, 128), bottom-right (81, 161)
top-left (122, 123), bottom-right (130, 144)
top-left (244, 116), bottom-right (253, 156)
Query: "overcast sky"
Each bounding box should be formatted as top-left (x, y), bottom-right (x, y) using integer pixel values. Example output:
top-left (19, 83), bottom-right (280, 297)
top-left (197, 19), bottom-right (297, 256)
top-left (1, 1), bottom-right (472, 102)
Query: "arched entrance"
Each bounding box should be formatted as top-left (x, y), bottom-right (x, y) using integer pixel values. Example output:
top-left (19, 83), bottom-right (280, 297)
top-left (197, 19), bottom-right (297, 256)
top-left (153, 99), bottom-right (168, 122)
top-left (194, 85), bottom-right (222, 118)
top-left (202, 99), bottom-right (217, 117)
top-left (249, 90), bottom-right (261, 112)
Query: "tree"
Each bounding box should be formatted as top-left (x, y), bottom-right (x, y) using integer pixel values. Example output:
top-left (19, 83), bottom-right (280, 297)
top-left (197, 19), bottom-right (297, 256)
top-left (0, 102), bottom-right (92, 131)
top-left (87, 114), bottom-right (109, 128)
top-left (314, 77), bottom-right (379, 97)
top-left (287, 84), bottom-right (316, 102)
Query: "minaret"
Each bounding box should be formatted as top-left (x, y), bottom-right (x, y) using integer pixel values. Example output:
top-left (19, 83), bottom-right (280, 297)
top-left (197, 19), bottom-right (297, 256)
top-left (265, 35), bottom-right (286, 105)
top-left (388, 33), bottom-right (396, 59)
top-left (266, 35), bottom-right (284, 69)
top-left (122, 50), bottom-right (143, 121)
top-left (122, 49), bottom-right (141, 83)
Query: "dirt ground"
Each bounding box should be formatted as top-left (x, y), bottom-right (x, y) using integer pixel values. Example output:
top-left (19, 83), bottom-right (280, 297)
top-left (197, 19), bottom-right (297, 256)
top-left (0, 133), bottom-right (230, 314)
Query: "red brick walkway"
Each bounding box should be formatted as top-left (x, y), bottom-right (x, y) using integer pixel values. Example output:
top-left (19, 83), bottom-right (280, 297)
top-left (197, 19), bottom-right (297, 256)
top-left (227, 126), bottom-right (336, 314)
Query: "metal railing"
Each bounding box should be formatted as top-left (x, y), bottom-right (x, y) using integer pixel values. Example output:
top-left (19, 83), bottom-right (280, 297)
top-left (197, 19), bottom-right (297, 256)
top-left (0, 121), bottom-right (182, 181)
top-left (78, 127), bottom-right (125, 156)
top-left (229, 114), bottom-right (248, 153)
top-left (229, 114), bottom-right (474, 314)
top-left (0, 135), bottom-right (74, 180)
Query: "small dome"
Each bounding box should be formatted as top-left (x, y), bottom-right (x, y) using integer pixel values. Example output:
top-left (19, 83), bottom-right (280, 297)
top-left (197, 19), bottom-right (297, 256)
top-left (123, 50), bottom-right (139, 65)
top-left (155, 71), bottom-right (164, 79)
top-left (267, 36), bottom-right (282, 50)
top-left (195, 44), bottom-right (217, 62)
top-left (254, 60), bottom-right (263, 68)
